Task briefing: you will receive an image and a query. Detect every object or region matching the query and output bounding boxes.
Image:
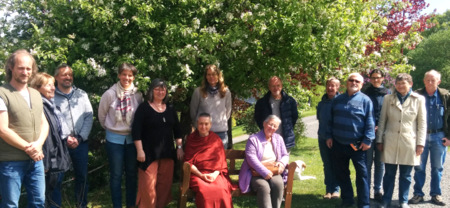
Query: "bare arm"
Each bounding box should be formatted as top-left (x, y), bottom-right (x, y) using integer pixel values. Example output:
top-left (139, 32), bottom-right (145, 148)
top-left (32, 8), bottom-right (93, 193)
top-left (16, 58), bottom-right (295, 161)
top-left (0, 111), bottom-right (30, 150)
top-left (134, 140), bottom-right (145, 162)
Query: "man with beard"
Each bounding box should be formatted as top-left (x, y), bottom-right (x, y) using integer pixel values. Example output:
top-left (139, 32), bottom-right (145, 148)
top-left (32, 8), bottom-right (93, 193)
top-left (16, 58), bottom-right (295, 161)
top-left (326, 73), bottom-right (375, 208)
top-left (54, 64), bottom-right (93, 208)
top-left (0, 49), bottom-right (49, 207)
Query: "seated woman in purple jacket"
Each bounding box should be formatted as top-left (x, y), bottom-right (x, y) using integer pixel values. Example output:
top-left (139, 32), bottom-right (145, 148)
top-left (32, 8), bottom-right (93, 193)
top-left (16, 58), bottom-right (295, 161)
top-left (239, 115), bottom-right (289, 208)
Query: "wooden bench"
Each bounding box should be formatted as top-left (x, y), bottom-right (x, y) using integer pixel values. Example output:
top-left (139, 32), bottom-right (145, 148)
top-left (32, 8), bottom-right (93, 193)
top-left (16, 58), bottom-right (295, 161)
top-left (178, 149), bottom-right (297, 208)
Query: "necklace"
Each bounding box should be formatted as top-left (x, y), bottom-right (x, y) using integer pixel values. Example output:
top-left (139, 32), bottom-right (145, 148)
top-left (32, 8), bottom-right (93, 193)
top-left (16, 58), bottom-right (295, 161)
top-left (149, 101), bottom-right (166, 122)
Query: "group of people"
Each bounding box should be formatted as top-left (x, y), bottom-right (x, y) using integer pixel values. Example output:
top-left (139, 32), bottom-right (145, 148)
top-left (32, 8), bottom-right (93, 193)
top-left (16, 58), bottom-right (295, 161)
top-left (0, 49), bottom-right (299, 208)
top-left (0, 50), bottom-right (93, 208)
top-left (4, 48), bottom-right (446, 208)
top-left (317, 70), bottom-right (449, 208)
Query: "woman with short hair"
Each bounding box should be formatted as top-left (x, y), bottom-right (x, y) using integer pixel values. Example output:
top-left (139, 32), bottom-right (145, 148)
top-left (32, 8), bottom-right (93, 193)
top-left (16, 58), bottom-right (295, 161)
top-left (376, 73), bottom-right (426, 208)
top-left (239, 115), bottom-right (289, 208)
top-left (98, 63), bottom-right (143, 208)
top-left (30, 72), bottom-right (72, 208)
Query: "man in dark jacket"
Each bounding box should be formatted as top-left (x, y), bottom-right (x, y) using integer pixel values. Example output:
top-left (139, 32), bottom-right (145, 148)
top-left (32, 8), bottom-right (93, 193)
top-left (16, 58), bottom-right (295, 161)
top-left (254, 76), bottom-right (298, 150)
top-left (410, 70), bottom-right (450, 206)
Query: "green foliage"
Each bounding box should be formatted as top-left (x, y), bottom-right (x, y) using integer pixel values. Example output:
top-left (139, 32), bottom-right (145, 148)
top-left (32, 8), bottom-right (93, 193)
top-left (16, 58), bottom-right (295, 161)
top-left (240, 105), bottom-right (259, 135)
top-left (422, 10), bottom-right (450, 38)
top-left (409, 29), bottom-right (450, 89)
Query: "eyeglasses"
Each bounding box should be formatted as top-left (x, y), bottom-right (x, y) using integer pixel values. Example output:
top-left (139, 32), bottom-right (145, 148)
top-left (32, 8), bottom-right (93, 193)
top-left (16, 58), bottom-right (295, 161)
top-left (347, 79), bottom-right (361, 83)
top-left (370, 77), bottom-right (383, 80)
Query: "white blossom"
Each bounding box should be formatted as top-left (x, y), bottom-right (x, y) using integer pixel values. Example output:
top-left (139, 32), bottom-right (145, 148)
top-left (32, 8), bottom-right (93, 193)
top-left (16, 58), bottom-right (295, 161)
top-left (247, 58), bottom-right (254, 65)
top-left (87, 58), bottom-right (106, 77)
top-left (226, 13), bottom-right (234, 22)
top-left (192, 18), bottom-right (200, 29)
top-left (81, 43), bottom-right (90, 50)
top-left (170, 84), bottom-right (178, 93)
top-left (240, 11), bottom-right (253, 21)
top-left (373, 51), bottom-right (381, 57)
top-left (78, 17), bottom-right (83, 22)
top-left (113, 46), bottom-right (120, 52)
top-left (119, 7), bottom-right (126, 15)
top-left (12, 38), bottom-right (18, 44)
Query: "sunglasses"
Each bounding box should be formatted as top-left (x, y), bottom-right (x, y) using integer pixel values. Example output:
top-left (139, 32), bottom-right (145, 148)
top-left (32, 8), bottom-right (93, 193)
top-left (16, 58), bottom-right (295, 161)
top-left (347, 79), bottom-right (361, 83)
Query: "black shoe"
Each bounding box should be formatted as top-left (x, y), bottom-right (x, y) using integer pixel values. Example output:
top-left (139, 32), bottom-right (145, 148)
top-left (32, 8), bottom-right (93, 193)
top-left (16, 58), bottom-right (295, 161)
top-left (431, 195), bottom-right (446, 206)
top-left (408, 195), bottom-right (424, 204)
top-left (374, 192), bottom-right (383, 203)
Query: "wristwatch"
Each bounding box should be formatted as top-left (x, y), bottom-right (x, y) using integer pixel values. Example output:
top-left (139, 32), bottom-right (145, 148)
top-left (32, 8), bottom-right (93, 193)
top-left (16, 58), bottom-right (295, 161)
top-left (177, 145), bottom-right (182, 149)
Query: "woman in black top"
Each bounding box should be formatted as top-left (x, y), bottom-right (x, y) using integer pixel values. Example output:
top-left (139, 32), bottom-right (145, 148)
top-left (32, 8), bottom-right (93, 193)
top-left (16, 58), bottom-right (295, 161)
top-left (132, 78), bottom-right (183, 208)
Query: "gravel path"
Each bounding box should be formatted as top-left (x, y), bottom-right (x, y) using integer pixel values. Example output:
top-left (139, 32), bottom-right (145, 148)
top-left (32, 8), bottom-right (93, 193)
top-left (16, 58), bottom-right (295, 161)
top-left (302, 115), bottom-right (450, 207)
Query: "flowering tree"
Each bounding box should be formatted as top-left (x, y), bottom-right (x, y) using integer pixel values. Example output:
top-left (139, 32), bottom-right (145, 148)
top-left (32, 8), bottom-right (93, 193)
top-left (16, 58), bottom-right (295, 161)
top-left (362, 0), bottom-right (432, 79)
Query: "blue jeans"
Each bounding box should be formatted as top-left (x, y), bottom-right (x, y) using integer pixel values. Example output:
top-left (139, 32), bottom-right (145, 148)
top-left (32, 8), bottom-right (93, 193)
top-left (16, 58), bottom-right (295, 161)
top-left (331, 141), bottom-right (369, 208)
top-left (0, 160), bottom-right (45, 208)
top-left (366, 143), bottom-right (384, 194)
top-left (413, 132), bottom-right (447, 196)
top-left (382, 164), bottom-right (412, 205)
top-left (318, 137), bottom-right (340, 194)
top-left (68, 140), bottom-right (89, 208)
top-left (214, 131), bottom-right (228, 149)
top-left (46, 172), bottom-right (65, 208)
top-left (106, 141), bottom-right (137, 208)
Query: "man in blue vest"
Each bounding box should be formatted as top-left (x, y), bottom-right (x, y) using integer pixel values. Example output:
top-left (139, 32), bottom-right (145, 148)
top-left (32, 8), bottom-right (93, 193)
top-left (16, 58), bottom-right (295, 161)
top-left (0, 49), bottom-right (49, 207)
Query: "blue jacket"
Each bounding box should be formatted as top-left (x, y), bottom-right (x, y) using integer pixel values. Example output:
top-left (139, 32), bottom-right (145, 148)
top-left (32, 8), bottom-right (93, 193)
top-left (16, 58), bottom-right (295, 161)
top-left (317, 93), bottom-right (339, 139)
top-left (254, 90), bottom-right (298, 149)
top-left (363, 85), bottom-right (390, 126)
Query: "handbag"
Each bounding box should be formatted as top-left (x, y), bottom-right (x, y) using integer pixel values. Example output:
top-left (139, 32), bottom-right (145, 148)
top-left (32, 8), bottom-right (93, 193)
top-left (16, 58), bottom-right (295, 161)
top-left (251, 162), bottom-right (280, 177)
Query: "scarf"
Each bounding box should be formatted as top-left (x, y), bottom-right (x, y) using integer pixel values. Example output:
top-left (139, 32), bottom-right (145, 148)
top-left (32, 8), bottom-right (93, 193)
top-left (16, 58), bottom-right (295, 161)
top-left (207, 84), bottom-right (219, 96)
top-left (115, 82), bottom-right (136, 125)
top-left (396, 88), bottom-right (412, 104)
top-left (42, 96), bottom-right (63, 137)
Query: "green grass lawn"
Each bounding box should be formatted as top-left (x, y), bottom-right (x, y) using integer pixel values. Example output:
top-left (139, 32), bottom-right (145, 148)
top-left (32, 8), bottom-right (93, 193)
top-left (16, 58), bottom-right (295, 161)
top-left (58, 137), bottom-right (358, 208)
top-left (301, 108), bottom-right (317, 117)
top-left (232, 125), bottom-right (246, 137)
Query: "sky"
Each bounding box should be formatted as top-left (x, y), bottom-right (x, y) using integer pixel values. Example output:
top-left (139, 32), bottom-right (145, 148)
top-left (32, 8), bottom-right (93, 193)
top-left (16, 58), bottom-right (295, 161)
top-left (423, 0), bottom-right (450, 14)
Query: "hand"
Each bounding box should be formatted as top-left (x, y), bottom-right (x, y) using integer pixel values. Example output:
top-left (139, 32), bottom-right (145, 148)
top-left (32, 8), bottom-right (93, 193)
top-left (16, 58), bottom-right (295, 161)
top-left (326, 138), bottom-right (333, 149)
top-left (416, 145), bottom-right (424, 156)
top-left (201, 171), bottom-right (219, 183)
top-left (374, 126), bottom-right (378, 132)
top-left (31, 152), bottom-right (45, 162)
top-left (67, 136), bottom-right (79, 149)
top-left (360, 143), bottom-right (371, 151)
top-left (275, 162), bottom-right (285, 174)
top-left (24, 142), bottom-right (41, 157)
top-left (264, 171), bottom-right (273, 180)
top-left (137, 150), bottom-right (146, 162)
top-left (177, 148), bottom-right (184, 160)
top-left (377, 143), bottom-right (384, 152)
top-left (443, 138), bottom-right (450, 147)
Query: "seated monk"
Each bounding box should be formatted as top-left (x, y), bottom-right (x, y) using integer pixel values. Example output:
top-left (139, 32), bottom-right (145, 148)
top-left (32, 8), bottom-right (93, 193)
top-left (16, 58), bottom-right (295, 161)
top-left (184, 113), bottom-right (236, 208)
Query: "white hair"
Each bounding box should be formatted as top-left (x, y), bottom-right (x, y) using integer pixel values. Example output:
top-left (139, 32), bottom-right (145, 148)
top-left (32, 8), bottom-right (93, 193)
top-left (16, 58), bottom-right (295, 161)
top-left (424, 69), bottom-right (441, 81)
top-left (347, 72), bottom-right (364, 82)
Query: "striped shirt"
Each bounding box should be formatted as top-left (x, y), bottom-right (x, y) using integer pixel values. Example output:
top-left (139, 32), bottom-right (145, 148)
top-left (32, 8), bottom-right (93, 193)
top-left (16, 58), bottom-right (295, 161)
top-left (325, 91), bottom-right (375, 145)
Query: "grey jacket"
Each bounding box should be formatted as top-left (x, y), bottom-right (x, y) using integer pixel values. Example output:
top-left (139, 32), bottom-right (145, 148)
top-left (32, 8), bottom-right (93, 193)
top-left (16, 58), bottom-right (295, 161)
top-left (54, 86), bottom-right (93, 142)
